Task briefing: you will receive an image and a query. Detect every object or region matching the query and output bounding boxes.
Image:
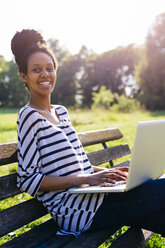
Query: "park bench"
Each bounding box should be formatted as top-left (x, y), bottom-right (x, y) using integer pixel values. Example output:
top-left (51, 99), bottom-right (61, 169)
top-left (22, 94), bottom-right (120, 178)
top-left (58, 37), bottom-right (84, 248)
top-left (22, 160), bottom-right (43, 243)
top-left (0, 127), bottom-right (153, 248)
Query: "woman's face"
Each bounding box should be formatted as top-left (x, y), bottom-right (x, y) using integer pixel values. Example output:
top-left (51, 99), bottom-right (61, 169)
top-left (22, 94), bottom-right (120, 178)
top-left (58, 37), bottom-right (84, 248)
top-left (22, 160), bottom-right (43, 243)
top-left (20, 52), bottom-right (56, 97)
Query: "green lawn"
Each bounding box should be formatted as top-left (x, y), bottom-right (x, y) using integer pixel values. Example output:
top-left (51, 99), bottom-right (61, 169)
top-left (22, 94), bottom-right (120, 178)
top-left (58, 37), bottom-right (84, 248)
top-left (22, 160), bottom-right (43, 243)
top-left (0, 108), bottom-right (18, 143)
top-left (0, 107), bottom-right (165, 247)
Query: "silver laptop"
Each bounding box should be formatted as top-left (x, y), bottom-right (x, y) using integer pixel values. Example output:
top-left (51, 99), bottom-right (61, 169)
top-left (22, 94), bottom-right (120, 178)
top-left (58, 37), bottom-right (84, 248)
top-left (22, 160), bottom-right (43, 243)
top-left (69, 120), bottom-right (165, 194)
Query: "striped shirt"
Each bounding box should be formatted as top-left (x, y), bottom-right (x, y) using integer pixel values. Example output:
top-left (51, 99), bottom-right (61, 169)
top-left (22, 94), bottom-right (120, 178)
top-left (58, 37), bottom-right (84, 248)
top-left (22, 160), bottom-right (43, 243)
top-left (17, 105), bottom-right (104, 236)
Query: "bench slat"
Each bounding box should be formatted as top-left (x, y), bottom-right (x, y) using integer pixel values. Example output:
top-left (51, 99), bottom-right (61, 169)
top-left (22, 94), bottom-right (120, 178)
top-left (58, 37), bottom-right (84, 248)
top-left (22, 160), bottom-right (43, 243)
top-left (78, 128), bottom-right (123, 147)
top-left (0, 142), bottom-right (17, 166)
top-left (0, 173), bottom-right (20, 200)
top-left (115, 161), bottom-right (130, 168)
top-left (0, 128), bottom-right (123, 166)
top-left (61, 230), bottom-right (113, 248)
top-left (0, 199), bottom-right (47, 237)
top-left (110, 227), bottom-right (153, 248)
top-left (45, 235), bottom-right (76, 248)
top-left (0, 219), bottom-right (59, 248)
top-left (88, 144), bottom-right (130, 166)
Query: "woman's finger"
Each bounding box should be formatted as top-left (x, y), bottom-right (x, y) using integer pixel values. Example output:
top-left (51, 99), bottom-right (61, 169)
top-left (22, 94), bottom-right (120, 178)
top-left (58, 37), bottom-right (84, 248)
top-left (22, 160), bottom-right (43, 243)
top-left (107, 173), bottom-right (127, 181)
top-left (117, 167), bottom-right (129, 172)
top-left (107, 170), bottom-right (128, 179)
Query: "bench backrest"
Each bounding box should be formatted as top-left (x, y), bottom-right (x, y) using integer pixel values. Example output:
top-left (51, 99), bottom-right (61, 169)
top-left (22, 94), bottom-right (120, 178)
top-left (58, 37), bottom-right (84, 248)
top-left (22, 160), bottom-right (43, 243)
top-left (0, 128), bottom-right (130, 245)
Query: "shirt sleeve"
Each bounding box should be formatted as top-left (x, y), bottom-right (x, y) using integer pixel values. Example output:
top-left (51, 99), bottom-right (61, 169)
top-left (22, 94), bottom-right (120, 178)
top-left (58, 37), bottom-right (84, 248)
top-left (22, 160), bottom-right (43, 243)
top-left (56, 105), bottom-right (71, 123)
top-left (17, 108), bottom-right (45, 197)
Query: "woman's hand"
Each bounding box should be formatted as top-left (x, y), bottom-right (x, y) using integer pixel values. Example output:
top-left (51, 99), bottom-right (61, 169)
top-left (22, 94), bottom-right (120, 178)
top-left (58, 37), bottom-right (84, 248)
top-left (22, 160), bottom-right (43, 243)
top-left (86, 167), bottom-right (129, 186)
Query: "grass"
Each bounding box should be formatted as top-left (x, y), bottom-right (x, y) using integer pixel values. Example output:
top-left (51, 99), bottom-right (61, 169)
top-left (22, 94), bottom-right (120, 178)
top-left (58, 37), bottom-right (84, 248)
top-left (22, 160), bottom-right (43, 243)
top-left (0, 108), bottom-right (18, 144)
top-left (0, 107), bottom-right (165, 247)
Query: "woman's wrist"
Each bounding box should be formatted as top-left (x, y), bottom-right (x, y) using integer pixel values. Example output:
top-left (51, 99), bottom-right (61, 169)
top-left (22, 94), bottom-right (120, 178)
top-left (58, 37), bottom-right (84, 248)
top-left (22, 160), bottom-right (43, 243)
top-left (75, 174), bottom-right (89, 185)
top-left (92, 165), bottom-right (108, 172)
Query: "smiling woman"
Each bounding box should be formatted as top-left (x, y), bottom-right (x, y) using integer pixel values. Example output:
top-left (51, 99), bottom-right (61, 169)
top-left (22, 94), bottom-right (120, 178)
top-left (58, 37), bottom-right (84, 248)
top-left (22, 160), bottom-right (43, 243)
top-left (10, 29), bottom-right (165, 239)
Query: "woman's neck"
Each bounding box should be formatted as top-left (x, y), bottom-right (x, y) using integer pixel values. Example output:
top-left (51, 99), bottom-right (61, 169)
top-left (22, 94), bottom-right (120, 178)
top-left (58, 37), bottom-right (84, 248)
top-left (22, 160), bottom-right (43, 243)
top-left (28, 95), bottom-right (52, 111)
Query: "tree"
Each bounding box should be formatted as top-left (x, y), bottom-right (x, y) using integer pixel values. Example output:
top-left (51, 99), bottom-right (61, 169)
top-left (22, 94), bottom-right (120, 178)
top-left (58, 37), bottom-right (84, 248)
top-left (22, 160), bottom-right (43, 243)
top-left (48, 39), bottom-right (84, 106)
top-left (47, 38), bottom-right (70, 65)
top-left (136, 13), bottom-right (165, 109)
top-left (0, 56), bottom-right (8, 107)
top-left (79, 45), bottom-right (138, 106)
top-left (0, 57), bottom-right (29, 108)
top-left (7, 61), bottom-right (29, 107)
top-left (51, 55), bottom-right (82, 106)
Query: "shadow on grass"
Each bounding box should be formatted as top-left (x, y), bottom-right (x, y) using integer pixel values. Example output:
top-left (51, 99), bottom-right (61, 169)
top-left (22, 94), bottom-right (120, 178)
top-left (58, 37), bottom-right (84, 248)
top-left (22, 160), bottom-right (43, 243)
top-left (0, 108), bottom-right (19, 114)
top-left (149, 110), bottom-right (165, 117)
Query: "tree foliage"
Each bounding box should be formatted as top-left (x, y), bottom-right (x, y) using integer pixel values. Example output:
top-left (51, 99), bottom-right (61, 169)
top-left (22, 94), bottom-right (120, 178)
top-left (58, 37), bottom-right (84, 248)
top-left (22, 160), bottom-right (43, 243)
top-left (7, 62), bottom-right (29, 107)
top-left (0, 57), bottom-right (29, 108)
top-left (48, 39), bottom-right (83, 106)
top-left (0, 56), bottom-right (8, 107)
top-left (136, 13), bottom-right (165, 109)
top-left (51, 55), bottom-right (82, 106)
top-left (47, 38), bottom-right (70, 65)
top-left (79, 45), bottom-right (138, 106)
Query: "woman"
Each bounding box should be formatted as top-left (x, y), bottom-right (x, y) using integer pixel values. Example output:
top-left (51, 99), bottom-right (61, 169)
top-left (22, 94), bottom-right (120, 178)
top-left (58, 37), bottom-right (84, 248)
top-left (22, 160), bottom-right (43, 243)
top-left (11, 29), bottom-right (165, 237)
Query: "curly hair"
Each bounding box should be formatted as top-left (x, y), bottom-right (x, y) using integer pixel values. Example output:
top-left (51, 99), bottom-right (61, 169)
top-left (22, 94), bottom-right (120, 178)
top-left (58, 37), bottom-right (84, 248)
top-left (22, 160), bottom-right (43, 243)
top-left (11, 29), bottom-right (57, 74)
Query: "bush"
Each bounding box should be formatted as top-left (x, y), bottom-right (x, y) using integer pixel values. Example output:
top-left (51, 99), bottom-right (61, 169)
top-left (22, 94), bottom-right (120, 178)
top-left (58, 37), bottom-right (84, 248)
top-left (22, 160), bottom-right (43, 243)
top-left (92, 85), bottom-right (140, 113)
top-left (112, 95), bottom-right (139, 113)
top-left (92, 86), bottom-right (116, 109)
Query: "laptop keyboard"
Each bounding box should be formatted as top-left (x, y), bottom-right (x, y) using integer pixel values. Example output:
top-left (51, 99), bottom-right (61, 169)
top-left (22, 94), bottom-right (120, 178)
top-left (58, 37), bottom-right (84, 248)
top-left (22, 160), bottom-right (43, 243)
top-left (102, 181), bottom-right (126, 187)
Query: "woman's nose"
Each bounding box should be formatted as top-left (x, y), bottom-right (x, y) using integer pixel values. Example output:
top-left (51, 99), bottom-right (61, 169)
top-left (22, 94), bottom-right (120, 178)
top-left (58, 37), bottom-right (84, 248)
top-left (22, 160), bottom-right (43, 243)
top-left (41, 69), bottom-right (49, 77)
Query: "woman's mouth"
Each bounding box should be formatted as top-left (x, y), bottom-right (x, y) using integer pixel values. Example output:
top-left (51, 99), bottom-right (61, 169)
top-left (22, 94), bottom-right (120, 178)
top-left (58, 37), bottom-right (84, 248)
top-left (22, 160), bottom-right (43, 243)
top-left (39, 81), bottom-right (51, 86)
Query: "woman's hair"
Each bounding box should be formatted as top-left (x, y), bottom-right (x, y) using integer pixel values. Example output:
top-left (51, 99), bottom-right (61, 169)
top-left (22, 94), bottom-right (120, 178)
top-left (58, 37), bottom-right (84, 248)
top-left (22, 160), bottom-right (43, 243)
top-left (11, 29), bottom-right (57, 74)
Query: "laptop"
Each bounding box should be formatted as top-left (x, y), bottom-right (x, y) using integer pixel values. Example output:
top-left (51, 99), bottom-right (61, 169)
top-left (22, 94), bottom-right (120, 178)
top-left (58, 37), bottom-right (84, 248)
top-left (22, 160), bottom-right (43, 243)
top-left (69, 120), bottom-right (165, 194)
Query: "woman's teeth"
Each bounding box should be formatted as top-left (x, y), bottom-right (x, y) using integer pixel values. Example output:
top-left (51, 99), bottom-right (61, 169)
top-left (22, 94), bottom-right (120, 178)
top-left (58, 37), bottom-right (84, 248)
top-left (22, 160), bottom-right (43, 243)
top-left (40, 82), bottom-right (51, 85)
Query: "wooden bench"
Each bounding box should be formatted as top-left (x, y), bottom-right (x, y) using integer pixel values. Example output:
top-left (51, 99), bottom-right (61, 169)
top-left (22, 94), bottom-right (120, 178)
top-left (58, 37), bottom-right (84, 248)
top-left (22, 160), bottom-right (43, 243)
top-left (0, 128), bottom-right (153, 248)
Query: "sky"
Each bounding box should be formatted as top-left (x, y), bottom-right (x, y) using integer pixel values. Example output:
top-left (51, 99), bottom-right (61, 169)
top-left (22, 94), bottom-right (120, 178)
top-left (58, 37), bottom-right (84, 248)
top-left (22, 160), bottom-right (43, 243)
top-left (1, 0), bottom-right (165, 61)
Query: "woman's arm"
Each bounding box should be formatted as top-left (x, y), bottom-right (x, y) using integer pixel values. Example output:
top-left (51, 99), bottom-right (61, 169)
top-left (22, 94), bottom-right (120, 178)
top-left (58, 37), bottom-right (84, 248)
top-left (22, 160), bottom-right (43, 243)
top-left (39, 167), bottom-right (129, 192)
top-left (39, 174), bottom-right (87, 191)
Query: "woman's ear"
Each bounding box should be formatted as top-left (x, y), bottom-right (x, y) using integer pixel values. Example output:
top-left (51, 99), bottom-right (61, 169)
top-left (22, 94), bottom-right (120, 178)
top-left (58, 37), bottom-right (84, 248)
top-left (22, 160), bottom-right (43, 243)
top-left (19, 72), bottom-right (28, 83)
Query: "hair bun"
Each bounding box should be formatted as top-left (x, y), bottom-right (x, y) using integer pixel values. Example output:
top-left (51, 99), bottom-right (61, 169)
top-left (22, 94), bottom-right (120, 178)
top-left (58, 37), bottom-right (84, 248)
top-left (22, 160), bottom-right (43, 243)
top-left (11, 29), bottom-right (46, 63)
top-left (11, 29), bottom-right (57, 73)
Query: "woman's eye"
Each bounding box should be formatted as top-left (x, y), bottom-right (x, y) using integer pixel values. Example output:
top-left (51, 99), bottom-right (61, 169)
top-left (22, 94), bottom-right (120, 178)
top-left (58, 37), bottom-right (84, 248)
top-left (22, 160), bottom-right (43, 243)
top-left (32, 68), bottom-right (41, 73)
top-left (32, 67), bottom-right (54, 73)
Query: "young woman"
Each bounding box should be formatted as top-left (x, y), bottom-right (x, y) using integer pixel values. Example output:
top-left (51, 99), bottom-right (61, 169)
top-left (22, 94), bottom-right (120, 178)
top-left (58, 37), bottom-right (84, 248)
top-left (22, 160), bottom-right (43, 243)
top-left (11, 29), bottom-right (165, 237)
